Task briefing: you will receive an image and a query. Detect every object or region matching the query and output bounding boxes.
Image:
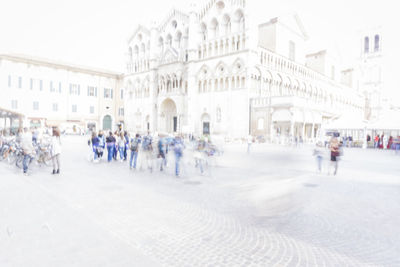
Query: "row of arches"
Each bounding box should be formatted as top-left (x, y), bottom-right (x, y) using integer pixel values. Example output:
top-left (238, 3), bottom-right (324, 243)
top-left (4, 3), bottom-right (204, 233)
top-left (126, 78), bottom-right (150, 99)
top-left (259, 49), bottom-right (322, 81)
top-left (198, 76), bottom-right (246, 93)
top-left (199, 9), bottom-right (244, 41)
top-left (158, 74), bottom-right (188, 95)
top-left (249, 69), bottom-right (363, 110)
top-left (198, 33), bottom-right (245, 59)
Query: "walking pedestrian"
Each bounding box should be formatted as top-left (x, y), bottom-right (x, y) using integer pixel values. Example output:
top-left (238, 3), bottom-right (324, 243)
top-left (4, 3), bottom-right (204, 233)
top-left (141, 132), bottom-right (153, 172)
top-left (194, 139), bottom-right (206, 174)
top-left (98, 131), bottom-right (105, 160)
top-left (157, 135), bottom-right (167, 171)
top-left (106, 131), bottom-right (116, 162)
top-left (117, 132), bottom-right (125, 162)
top-left (91, 132), bottom-right (100, 162)
top-left (247, 134), bottom-right (253, 154)
top-left (123, 131), bottom-right (129, 161)
top-left (328, 137), bottom-right (340, 176)
top-left (21, 128), bottom-right (35, 175)
top-left (173, 135), bottom-right (185, 177)
top-left (50, 128), bottom-right (62, 174)
top-left (313, 142), bottom-right (324, 173)
top-left (129, 134), bottom-right (141, 169)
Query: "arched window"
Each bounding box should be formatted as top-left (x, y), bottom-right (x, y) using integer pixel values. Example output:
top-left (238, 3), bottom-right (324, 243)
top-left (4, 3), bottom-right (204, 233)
top-left (223, 14), bottom-right (231, 35)
top-left (166, 34), bottom-right (172, 47)
top-left (364, 36), bottom-right (369, 53)
top-left (158, 37), bottom-right (164, 53)
top-left (210, 18), bottom-right (219, 39)
top-left (374, 34), bottom-right (380, 52)
top-left (200, 23), bottom-right (207, 41)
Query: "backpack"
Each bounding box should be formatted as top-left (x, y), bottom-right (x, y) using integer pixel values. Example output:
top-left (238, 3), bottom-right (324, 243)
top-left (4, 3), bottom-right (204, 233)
top-left (142, 136), bottom-right (152, 151)
top-left (130, 139), bottom-right (139, 151)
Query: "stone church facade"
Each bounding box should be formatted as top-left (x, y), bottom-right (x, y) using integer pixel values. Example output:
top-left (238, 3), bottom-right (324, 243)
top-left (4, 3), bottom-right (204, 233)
top-left (123, 0), bottom-right (364, 141)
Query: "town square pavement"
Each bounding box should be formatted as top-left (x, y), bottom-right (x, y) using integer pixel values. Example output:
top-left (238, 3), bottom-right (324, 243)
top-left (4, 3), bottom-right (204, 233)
top-left (1, 136), bottom-right (400, 266)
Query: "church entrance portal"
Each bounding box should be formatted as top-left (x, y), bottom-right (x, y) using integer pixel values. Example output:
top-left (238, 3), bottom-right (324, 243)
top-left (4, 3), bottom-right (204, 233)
top-left (160, 99), bottom-right (177, 133)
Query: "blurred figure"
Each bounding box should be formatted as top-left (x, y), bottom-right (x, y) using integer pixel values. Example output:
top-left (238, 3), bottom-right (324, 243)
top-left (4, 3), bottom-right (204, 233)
top-left (106, 131), bottom-right (116, 162)
top-left (21, 127), bottom-right (34, 175)
top-left (123, 131), bottom-right (129, 161)
top-left (157, 135), bottom-right (167, 171)
top-left (247, 134), bottom-right (253, 154)
top-left (117, 132), bottom-right (125, 162)
top-left (328, 137), bottom-right (340, 176)
top-left (91, 132), bottom-right (100, 162)
top-left (383, 135), bottom-right (388, 150)
top-left (98, 131), bottom-right (105, 160)
top-left (313, 143), bottom-right (324, 173)
top-left (141, 132), bottom-right (153, 172)
top-left (194, 139), bottom-right (206, 174)
top-left (173, 135), bottom-right (185, 177)
top-left (51, 128), bottom-right (62, 174)
top-left (374, 135), bottom-right (379, 149)
top-left (129, 134), bottom-right (140, 170)
top-left (113, 131), bottom-right (119, 160)
top-left (32, 127), bottom-right (39, 144)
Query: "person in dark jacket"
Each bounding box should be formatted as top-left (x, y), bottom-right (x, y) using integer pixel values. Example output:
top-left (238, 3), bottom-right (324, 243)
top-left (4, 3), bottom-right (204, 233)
top-left (91, 132), bottom-right (100, 161)
top-left (106, 131), bottom-right (116, 162)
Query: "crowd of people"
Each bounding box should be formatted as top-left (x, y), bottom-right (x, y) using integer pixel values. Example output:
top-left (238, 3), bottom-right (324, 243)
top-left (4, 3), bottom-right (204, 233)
top-left (88, 130), bottom-right (221, 177)
top-left (0, 127), bottom-right (62, 175)
top-left (369, 134), bottom-right (400, 151)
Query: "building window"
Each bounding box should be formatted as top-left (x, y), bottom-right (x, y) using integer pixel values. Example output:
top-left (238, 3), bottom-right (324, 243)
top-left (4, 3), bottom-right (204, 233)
top-left (8, 75), bottom-right (11, 88)
top-left (58, 82), bottom-right (62, 93)
top-left (11, 100), bottom-right (18, 110)
top-left (18, 77), bottom-right (22, 89)
top-left (72, 105), bottom-right (77, 113)
top-left (289, 41), bottom-right (295, 61)
top-left (374, 34), bottom-right (380, 52)
top-left (33, 101), bottom-right (39, 111)
top-left (104, 88), bottom-right (113, 99)
top-left (364, 36), bottom-right (369, 53)
top-left (69, 84), bottom-right (80, 95)
top-left (87, 86), bottom-right (97, 97)
top-left (90, 106), bottom-right (95, 114)
top-left (118, 107), bottom-right (124, 116)
top-left (39, 80), bottom-right (43, 91)
top-left (52, 103), bottom-right (58, 112)
top-left (120, 89), bottom-right (124, 99)
top-left (50, 81), bottom-right (55, 92)
top-left (30, 78), bottom-right (33, 90)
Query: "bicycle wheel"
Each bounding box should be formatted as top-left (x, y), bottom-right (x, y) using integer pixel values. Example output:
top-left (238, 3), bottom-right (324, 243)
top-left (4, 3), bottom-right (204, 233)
top-left (15, 156), bottom-right (23, 169)
top-left (7, 152), bottom-right (17, 165)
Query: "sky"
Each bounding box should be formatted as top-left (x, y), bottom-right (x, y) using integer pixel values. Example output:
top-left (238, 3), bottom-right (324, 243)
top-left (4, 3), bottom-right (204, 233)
top-left (0, 0), bottom-right (397, 100)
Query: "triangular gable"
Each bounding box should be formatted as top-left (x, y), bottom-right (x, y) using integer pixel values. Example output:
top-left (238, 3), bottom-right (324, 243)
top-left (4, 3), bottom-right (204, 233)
top-left (127, 24), bottom-right (150, 44)
top-left (161, 47), bottom-right (179, 64)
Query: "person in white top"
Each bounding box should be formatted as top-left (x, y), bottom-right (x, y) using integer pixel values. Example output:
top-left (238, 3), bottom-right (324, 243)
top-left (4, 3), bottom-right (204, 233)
top-left (247, 134), bottom-right (253, 154)
top-left (117, 132), bottom-right (126, 162)
top-left (21, 128), bottom-right (34, 175)
top-left (51, 128), bottom-right (62, 175)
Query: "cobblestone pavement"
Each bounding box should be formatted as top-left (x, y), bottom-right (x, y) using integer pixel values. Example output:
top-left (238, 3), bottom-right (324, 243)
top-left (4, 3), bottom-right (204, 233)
top-left (1, 136), bottom-right (400, 267)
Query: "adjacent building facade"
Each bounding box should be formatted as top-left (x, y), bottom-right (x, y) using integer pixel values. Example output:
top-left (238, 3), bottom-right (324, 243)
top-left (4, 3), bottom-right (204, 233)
top-left (0, 54), bottom-right (124, 133)
top-left (123, 0), bottom-right (364, 142)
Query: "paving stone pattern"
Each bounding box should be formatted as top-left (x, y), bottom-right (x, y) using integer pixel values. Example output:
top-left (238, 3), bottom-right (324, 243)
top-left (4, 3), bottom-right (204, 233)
top-left (1, 136), bottom-right (400, 266)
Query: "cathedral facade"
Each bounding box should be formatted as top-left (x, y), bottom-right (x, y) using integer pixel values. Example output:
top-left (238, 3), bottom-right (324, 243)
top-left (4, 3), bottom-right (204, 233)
top-left (123, 0), bottom-right (364, 141)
